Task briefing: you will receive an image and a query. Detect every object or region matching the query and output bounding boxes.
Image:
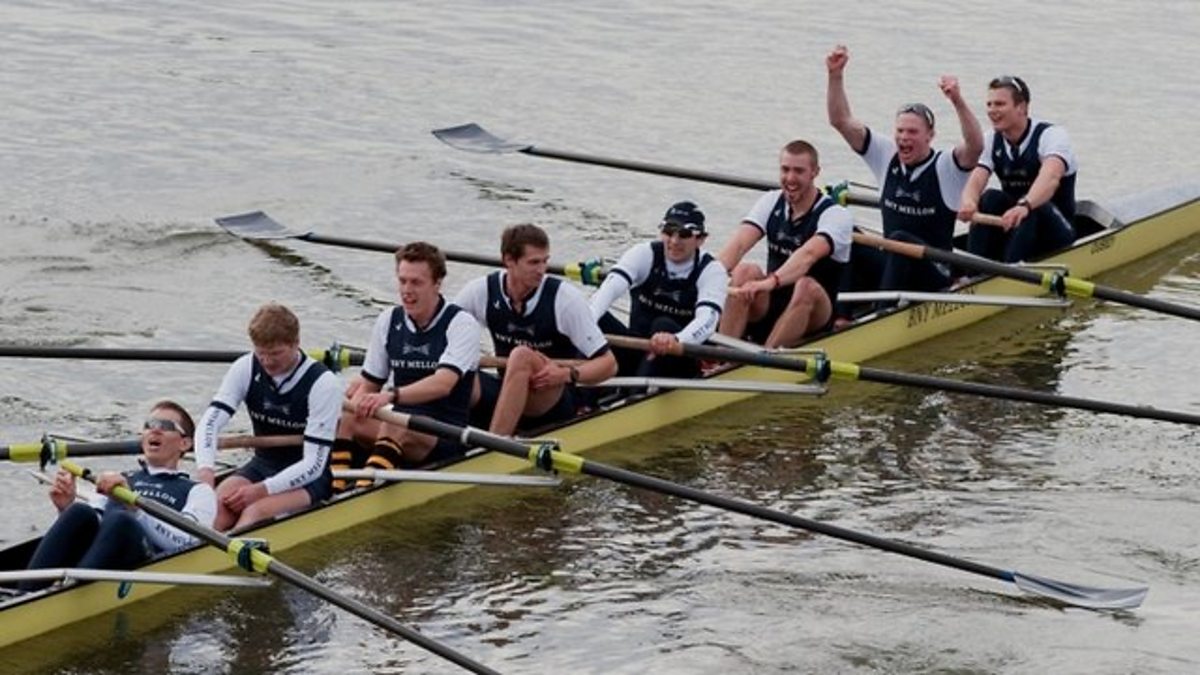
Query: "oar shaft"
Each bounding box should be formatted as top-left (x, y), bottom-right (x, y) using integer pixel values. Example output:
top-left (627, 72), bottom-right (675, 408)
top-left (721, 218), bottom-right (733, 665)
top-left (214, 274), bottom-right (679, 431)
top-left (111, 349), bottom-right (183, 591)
top-left (381, 410), bottom-right (1011, 582)
top-left (853, 366), bottom-right (1200, 425)
top-left (611, 334), bottom-right (1200, 427)
top-left (1, 435), bottom-right (306, 463)
top-left (0, 346), bottom-right (245, 363)
top-left (60, 461), bottom-right (499, 675)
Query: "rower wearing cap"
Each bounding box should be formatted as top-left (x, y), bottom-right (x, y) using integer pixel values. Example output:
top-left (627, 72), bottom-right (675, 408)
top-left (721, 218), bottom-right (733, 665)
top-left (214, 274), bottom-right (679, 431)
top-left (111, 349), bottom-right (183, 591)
top-left (455, 223), bottom-right (617, 437)
top-left (959, 75), bottom-right (1078, 262)
top-left (718, 139), bottom-right (854, 347)
top-left (826, 44), bottom-right (983, 314)
top-left (590, 201), bottom-right (728, 378)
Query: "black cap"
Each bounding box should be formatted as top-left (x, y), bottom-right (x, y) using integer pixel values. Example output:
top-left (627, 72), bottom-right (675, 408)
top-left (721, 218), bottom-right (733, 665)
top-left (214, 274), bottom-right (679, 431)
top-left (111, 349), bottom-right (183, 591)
top-left (661, 201), bottom-right (706, 234)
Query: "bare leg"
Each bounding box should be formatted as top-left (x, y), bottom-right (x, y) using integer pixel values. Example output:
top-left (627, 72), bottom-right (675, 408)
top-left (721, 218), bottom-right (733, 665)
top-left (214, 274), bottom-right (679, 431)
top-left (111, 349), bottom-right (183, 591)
top-left (213, 475), bottom-right (250, 531)
top-left (488, 346), bottom-right (564, 436)
top-left (720, 263), bottom-right (771, 339)
top-left (764, 278), bottom-right (832, 348)
top-left (234, 488), bottom-right (312, 530)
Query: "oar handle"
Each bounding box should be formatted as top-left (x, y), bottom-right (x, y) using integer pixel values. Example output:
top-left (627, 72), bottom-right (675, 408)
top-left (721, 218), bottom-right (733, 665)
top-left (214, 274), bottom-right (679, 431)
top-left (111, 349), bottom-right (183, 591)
top-left (479, 355), bottom-right (584, 369)
top-left (851, 231), bottom-right (927, 261)
top-left (216, 434), bottom-right (304, 449)
top-left (971, 212), bottom-right (1006, 227)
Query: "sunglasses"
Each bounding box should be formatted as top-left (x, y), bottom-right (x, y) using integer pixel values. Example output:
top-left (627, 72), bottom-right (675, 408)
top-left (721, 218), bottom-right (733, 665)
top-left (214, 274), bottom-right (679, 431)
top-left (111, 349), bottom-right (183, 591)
top-left (661, 224), bottom-right (699, 239)
top-left (897, 102), bottom-right (935, 128)
top-left (989, 75), bottom-right (1029, 102)
top-left (143, 418), bottom-right (187, 434)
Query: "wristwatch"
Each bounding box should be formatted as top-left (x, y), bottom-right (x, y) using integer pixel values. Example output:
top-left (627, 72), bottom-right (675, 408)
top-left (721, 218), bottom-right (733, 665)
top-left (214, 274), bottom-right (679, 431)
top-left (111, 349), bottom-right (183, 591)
top-left (568, 365), bottom-right (580, 385)
top-left (1016, 197), bottom-right (1032, 210)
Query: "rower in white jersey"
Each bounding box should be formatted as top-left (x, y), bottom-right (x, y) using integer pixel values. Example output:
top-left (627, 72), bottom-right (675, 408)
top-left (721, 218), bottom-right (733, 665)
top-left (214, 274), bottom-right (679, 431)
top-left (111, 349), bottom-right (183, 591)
top-left (826, 44), bottom-right (982, 314)
top-left (454, 223), bottom-right (617, 437)
top-left (718, 139), bottom-right (855, 348)
top-left (590, 200), bottom-right (728, 378)
top-left (194, 303), bottom-right (342, 531)
top-left (959, 75), bottom-right (1078, 263)
top-left (332, 242), bottom-right (481, 491)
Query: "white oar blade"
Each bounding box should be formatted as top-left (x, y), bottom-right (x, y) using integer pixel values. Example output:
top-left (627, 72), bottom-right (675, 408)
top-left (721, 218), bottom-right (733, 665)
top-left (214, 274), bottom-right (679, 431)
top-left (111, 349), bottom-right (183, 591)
top-left (431, 123), bottom-right (529, 153)
top-left (214, 211), bottom-right (301, 240)
top-left (1012, 570), bottom-right (1148, 610)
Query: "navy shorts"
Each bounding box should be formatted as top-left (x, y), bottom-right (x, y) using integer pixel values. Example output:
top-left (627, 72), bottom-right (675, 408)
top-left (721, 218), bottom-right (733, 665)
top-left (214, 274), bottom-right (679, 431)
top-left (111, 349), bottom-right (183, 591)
top-left (234, 455), bottom-right (333, 504)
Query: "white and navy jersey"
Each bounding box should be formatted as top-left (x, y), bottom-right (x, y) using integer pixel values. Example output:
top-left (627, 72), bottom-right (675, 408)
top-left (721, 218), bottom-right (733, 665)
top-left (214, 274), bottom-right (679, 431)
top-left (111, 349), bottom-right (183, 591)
top-left (89, 463), bottom-right (216, 553)
top-left (194, 351), bottom-right (341, 496)
top-left (360, 298), bottom-right (480, 427)
top-left (860, 128), bottom-right (971, 250)
top-left (455, 271), bottom-right (610, 360)
top-left (979, 119), bottom-right (1078, 219)
top-left (743, 190), bottom-right (853, 302)
top-left (590, 240), bottom-right (728, 345)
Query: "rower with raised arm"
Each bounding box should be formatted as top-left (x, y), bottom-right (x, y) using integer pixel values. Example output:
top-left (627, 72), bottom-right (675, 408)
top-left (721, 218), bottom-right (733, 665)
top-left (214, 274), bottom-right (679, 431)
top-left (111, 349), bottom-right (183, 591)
top-left (331, 242), bottom-right (481, 491)
top-left (958, 75), bottom-right (1077, 263)
top-left (21, 401), bottom-right (215, 591)
top-left (455, 224), bottom-right (617, 436)
top-left (826, 44), bottom-right (983, 310)
top-left (589, 201), bottom-right (728, 378)
top-left (717, 140), bottom-right (854, 348)
top-left (194, 303), bottom-right (342, 530)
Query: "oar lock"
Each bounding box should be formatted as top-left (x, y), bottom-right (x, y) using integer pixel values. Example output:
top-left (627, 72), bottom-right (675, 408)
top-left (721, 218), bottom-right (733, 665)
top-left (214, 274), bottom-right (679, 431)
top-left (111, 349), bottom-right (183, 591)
top-left (233, 538), bottom-right (271, 573)
top-left (791, 348), bottom-right (832, 384)
top-left (530, 440), bottom-right (561, 473)
top-left (37, 435), bottom-right (62, 470)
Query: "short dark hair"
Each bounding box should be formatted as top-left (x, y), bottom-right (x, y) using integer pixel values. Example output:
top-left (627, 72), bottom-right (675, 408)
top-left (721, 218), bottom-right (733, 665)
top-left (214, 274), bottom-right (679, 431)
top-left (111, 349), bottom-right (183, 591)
top-left (150, 400), bottom-right (195, 438)
top-left (395, 241), bottom-right (447, 281)
top-left (781, 139), bottom-right (820, 166)
top-left (989, 75), bottom-right (1030, 104)
top-left (500, 224), bottom-right (549, 261)
top-left (248, 302), bottom-right (300, 347)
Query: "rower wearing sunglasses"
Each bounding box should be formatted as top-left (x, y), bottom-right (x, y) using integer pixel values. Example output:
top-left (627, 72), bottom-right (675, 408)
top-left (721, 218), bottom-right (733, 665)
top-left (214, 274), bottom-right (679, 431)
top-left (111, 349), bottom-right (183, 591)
top-left (20, 401), bottom-right (216, 591)
top-left (958, 75), bottom-right (1077, 263)
top-left (589, 201), bottom-right (728, 378)
top-left (717, 139), bottom-right (855, 348)
top-left (825, 44), bottom-right (984, 317)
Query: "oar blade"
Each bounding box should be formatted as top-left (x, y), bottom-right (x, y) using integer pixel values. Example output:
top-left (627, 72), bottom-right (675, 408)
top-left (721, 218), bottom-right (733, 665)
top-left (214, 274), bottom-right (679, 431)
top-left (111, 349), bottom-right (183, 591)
top-left (214, 211), bottom-right (304, 241)
top-left (431, 123), bottom-right (530, 154)
top-left (1012, 570), bottom-right (1148, 610)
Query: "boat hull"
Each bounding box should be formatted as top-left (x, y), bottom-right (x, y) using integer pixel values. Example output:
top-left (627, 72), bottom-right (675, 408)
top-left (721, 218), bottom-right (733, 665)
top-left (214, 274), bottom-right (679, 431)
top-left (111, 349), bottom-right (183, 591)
top-left (2, 186), bottom-right (1197, 649)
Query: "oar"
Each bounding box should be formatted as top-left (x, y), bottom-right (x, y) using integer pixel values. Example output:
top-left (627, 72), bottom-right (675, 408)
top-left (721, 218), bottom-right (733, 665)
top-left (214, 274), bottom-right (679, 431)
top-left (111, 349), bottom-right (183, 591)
top-left (366, 407), bottom-right (1146, 610)
top-left (853, 231), bottom-right (1200, 322)
top-left (1, 435), bottom-right (304, 465)
top-left (215, 211), bottom-right (606, 286)
top-left (607, 335), bottom-right (1200, 427)
top-left (0, 568), bottom-right (273, 589)
top-left (333, 468), bottom-right (561, 487)
top-left (59, 460), bottom-right (499, 675)
top-left (430, 123), bottom-right (1006, 227)
top-left (0, 344), bottom-right (364, 373)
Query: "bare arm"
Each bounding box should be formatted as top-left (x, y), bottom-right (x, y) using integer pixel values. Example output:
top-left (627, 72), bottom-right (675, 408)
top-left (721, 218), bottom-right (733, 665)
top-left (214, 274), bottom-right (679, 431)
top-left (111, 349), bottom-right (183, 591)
top-left (826, 45), bottom-right (868, 153)
top-left (718, 223), bottom-right (763, 272)
top-left (958, 166), bottom-right (992, 222)
top-left (941, 75), bottom-right (983, 169)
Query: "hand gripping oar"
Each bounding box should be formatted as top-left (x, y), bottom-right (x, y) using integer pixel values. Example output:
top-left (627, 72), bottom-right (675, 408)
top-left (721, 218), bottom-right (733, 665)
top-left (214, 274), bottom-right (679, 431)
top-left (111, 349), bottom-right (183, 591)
top-left (0, 343), bottom-right (364, 373)
top-left (215, 210), bottom-right (606, 286)
top-left (430, 123), bottom-right (1006, 227)
top-left (364, 408), bottom-right (1147, 610)
top-left (853, 231), bottom-right (1200, 322)
top-left (607, 335), bottom-right (1200, 427)
top-left (1, 435), bottom-right (304, 467)
top-left (58, 460), bottom-right (500, 675)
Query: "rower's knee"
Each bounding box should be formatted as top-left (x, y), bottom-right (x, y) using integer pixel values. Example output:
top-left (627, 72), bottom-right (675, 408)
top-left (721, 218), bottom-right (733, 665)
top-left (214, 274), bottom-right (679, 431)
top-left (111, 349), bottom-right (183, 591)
top-left (729, 263), bottom-right (763, 286)
top-left (504, 346), bottom-right (542, 375)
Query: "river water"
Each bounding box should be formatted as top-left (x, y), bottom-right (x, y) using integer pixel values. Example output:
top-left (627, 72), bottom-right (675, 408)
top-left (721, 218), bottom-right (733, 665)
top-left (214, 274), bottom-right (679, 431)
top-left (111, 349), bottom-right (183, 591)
top-left (1, 1), bottom-right (1198, 673)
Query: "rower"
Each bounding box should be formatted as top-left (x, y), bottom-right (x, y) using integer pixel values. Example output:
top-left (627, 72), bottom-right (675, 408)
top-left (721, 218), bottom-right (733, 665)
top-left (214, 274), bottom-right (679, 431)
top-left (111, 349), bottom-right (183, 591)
top-left (589, 201), bottom-right (728, 378)
top-left (194, 303), bottom-right (342, 530)
top-left (331, 242), bottom-right (481, 491)
top-left (454, 224), bottom-right (617, 436)
top-left (20, 401), bottom-right (215, 591)
top-left (717, 139), bottom-right (854, 347)
top-left (959, 75), bottom-right (1078, 262)
top-left (825, 44), bottom-right (983, 315)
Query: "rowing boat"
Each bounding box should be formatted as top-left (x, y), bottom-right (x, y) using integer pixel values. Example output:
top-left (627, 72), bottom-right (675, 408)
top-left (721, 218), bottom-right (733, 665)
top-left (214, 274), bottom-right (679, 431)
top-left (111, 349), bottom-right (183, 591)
top-left (1, 182), bottom-right (1197, 649)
